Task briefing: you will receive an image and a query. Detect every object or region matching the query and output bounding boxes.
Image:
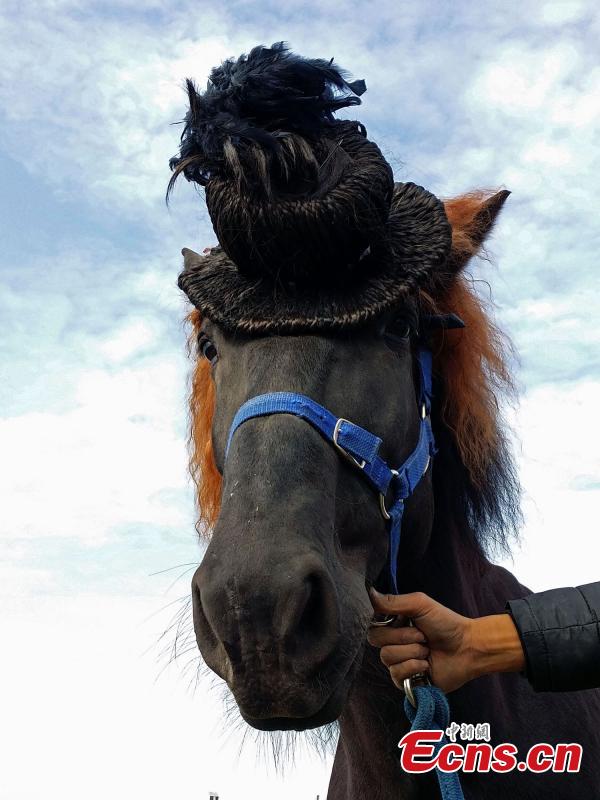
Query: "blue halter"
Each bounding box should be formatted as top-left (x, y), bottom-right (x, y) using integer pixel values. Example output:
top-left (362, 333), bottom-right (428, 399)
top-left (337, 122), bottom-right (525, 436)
top-left (224, 345), bottom-right (464, 800)
top-left (226, 347), bottom-right (436, 594)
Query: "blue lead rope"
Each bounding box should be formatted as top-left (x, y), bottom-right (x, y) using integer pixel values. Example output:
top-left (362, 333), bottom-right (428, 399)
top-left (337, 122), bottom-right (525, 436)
top-left (404, 687), bottom-right (465, 800)
top-left (225, 347), bottom-right (464, 800)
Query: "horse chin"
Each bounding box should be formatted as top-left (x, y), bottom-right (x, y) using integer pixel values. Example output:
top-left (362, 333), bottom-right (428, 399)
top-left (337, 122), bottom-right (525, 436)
top-left (236, 642), bottom-right (363, 732)
top-left (239, 672), bottom-right (350, 732)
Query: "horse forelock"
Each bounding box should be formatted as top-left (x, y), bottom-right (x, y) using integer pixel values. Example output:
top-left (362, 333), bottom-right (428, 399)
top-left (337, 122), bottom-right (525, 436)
top-left (186, 191), bottom-right (520, 548)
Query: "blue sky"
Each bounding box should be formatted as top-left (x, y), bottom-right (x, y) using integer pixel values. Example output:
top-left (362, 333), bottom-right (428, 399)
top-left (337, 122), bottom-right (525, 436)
top-left (1, 1), bottom-right (599, 797)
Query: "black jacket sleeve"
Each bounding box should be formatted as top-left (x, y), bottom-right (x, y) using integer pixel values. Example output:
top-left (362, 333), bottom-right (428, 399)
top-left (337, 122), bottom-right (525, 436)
top-left (506, 582), bottom-right (600, 692)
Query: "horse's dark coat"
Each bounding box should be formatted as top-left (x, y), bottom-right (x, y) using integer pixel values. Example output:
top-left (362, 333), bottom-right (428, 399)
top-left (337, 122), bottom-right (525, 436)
top-left (191, 314), bottom-right (600, 798)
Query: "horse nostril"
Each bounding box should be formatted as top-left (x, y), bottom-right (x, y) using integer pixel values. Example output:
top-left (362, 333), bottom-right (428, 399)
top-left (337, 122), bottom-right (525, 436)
top-left (281, 568), bottom-right (339, 666)
top-left (191, 568), bottom-right (220, 655)
top-left (296, 574), bottom-right (324, 640)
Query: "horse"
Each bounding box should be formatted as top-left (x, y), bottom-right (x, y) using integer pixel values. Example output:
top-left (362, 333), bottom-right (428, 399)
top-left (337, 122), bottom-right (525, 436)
top-left (170, 42), bottom-right (600, 799)
top-left (181, 191), bottom-right (600, 798)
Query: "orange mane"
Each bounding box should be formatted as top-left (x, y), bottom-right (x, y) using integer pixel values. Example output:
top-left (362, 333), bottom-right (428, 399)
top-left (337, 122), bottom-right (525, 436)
top-left (187, 309), bottom-right (221, 534)
top-left (424, 191), bottom-right (515, 490)
top-left (186, 192), bottom-right (513, 534)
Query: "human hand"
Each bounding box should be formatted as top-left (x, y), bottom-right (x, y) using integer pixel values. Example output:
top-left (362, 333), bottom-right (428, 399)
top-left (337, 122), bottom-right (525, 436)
top-left (367, 589), bottom-right (524, 693)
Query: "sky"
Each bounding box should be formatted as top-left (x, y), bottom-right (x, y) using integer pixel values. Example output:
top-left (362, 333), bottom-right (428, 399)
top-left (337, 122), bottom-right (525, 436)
top-left (1, 1), bottom-right (599, 798)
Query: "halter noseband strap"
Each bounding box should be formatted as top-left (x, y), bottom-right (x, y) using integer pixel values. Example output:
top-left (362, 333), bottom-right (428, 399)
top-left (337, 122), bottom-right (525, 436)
top-left (225, 348), bottom-right (437, 593)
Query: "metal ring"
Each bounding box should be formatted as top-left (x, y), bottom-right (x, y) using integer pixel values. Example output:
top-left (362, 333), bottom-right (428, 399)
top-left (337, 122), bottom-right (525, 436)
top-left (379, 469), bottom-right (400, 520)
top-left (403, 671), bottom-right (431, 708)
top-left (369, 615), bottom-right (396, 627)
top-left (402, 619), bottom-right (431, 707)
top-left (404, 676), bottom-right (417, 708)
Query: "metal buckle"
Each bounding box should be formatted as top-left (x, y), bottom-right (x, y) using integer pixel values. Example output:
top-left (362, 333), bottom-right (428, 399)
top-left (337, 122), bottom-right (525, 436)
top-left (332, 418), bottom-right (366, 470)
top-left (379, 469), bottom-right (401, 520)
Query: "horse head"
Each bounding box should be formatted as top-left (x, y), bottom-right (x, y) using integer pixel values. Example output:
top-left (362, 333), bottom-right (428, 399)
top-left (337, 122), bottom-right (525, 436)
top-left (169, 42), bottom-right (509, 733)
top-left (192, 311), bottom-right (433, 729)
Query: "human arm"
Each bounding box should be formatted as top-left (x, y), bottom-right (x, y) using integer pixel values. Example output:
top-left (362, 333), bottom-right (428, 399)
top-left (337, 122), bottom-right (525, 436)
top-left (506, 582), bottom-right (600, 691)
top-left (369, 584), bottom-right (600, 693)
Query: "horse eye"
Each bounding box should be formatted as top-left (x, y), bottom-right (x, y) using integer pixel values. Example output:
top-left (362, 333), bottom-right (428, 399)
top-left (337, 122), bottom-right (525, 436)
top-left (199, 336), bottom-right (218, 364)
top-left (393, 323), bottom-right (411, 340)
top-left (384, 322), bottom-right (411, 350)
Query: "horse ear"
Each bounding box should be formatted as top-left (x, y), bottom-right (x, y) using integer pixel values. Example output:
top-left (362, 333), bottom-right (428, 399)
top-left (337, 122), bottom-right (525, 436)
top-left (182, 247), bottom-right (203, 268)
top-left (447, 189), bottom-right (511, 274)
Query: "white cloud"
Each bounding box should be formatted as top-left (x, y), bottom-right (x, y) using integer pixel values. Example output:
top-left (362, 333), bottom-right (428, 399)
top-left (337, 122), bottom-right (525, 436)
top-left (499, 379), bottom-right (600, 590)
top-left (0, 3), bottom-right (254, 229)
top-left (0, 359), bottom-right (189, 542)
top-left (468, 42), bottom-right (582, 114)
top-left (0, 594), bottom-right (332, 799)
top-left (99, 319), bottom-right (159, 361)
top-left (538, 0), bottom-right (590, 25)
top-left (0, 560), bottom-right (55, 597)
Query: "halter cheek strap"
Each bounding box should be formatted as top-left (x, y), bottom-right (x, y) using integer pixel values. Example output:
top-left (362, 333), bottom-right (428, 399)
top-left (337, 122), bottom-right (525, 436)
top-left (225, 348), bottom-right (437, 593)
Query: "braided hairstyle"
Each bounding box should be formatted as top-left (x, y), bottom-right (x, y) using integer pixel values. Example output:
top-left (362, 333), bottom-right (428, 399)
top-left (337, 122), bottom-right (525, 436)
top-left (168, 41), bottom-right (395, 286)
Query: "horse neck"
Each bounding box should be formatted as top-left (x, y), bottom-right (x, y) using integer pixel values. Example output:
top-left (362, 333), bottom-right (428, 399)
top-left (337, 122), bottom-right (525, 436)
top-left (330, 502), bottom-right (493, 799)
top-left (413, 516), bottom-right (492, 614)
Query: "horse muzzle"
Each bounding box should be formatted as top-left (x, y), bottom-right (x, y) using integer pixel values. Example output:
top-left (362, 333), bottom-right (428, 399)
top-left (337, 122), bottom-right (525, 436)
top-left (191, 553), bottom-right (363, 728)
